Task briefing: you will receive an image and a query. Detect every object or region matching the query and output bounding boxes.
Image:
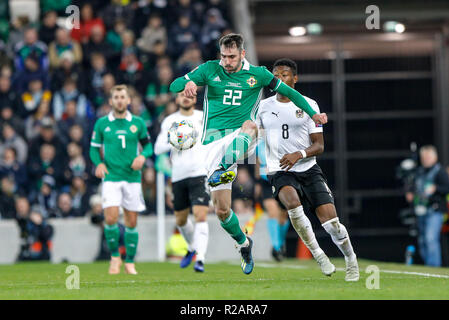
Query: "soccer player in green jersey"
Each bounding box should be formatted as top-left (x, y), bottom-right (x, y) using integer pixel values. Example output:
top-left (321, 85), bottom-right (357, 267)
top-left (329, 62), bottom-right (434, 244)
top-left (89, 85), bottom-right (153, 275)
top-left (169, 33), bottom-right (327, 274)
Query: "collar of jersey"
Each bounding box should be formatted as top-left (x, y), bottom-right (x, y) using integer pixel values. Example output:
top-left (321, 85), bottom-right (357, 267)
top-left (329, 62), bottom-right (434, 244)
top-left (108, 110), bottom-right (132, 122)
top-left (219, 58), bottom-right (250, 72)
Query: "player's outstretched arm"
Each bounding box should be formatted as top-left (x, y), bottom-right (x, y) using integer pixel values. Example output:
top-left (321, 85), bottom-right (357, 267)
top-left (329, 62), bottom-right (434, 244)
top-left (280, 133), bottom-right (324, 171)
top-left (275, 82), bottom-right (328, 125)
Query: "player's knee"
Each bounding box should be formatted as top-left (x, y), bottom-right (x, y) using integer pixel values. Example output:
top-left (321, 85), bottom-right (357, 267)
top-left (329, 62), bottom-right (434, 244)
top-left (215, 207), bottom-right (230, 221)
top-left (104, 215), bottom-right (118, 226)
top-left (175, 214), bottom-right (188, 227)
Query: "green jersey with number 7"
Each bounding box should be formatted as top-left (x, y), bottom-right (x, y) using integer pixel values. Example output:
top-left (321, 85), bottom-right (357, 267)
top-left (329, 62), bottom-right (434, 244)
top-left (90, 111), bottom-right (150, 182)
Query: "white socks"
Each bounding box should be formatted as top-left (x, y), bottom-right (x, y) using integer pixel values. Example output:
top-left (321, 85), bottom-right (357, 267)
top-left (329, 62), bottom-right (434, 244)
top-left (178, 218), bottom-right (209, 262)
top-left (321, 217), bottom-right (356, 261)
top-left (192, 221), bottom-right (209, 262)
top-left (288, 206), bottom-right (324, 258)
top-left (178, 218), bottom-right (195, 251)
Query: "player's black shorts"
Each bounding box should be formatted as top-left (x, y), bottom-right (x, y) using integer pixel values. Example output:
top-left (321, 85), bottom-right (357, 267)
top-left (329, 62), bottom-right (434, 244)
top-left (268, 164), bottom-right (334, 212)
top-left (172, 175), bottom-right (210, 211)
top-left (260, 178), bottom-right (275, 201)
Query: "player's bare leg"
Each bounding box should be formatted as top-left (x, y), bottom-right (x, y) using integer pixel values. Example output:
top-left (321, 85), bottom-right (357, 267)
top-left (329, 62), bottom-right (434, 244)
top-left (278, 186), bottom-right (335, 276)
top-left (104, 206), bottom-right (122, 274)
top-left (212, 189), bottom-right (254, 274)
top-left (123, 209), bottom-right (139, 275)
top-left (192, 205), bottom-right (209, 272)
top-left (316, 204), bottom-right (359, 281)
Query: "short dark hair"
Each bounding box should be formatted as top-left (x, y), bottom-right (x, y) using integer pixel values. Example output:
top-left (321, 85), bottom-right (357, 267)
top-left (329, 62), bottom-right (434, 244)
top-left (219, 33), bottom-right (244, 51)
top-left (273, 58), bottom-right (298, 76)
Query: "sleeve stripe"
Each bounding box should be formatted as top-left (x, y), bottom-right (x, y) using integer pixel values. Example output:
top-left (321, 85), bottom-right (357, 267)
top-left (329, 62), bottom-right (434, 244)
top-left (185, 74), bottom-right (190, 80)
top-left (274, 79), bottom-right (281, 91)
top-left (90, 142), bottom-right (102, 147)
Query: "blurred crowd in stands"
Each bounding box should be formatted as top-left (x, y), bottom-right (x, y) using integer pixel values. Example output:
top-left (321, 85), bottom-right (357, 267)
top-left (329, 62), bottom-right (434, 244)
top-left (0, 0), bottom-right (235, 230)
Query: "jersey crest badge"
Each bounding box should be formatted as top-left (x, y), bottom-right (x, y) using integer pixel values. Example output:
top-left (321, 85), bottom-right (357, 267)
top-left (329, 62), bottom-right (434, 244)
top-left (130, 125), bottom-right (138, 133)
top-left (296, 109), bottom-right (304, 118)
top-left (105, 126), bottom-right (111, 132)
top-left (247, 76), bottom-right (257, 87)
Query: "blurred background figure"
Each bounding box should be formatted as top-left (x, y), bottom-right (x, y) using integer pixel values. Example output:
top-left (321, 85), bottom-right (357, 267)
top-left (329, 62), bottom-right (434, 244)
top-left (405, 145), bottom-right (449, 266)
top-left (15, 201), bottom-right (53, 261)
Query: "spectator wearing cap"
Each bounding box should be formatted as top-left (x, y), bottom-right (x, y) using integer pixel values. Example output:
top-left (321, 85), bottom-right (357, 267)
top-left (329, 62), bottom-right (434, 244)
top-left (52, 77), bottom-right (93, 122)
top-left (13, 51), bottom-right (50, 95)
top-left (70, 3), bottom-right (106, 44)
top-left (0, 122), bottom-right (28, 165)
top-left (0, 146), bottom-right (28, 194)
top-left (48, 28), bottom-right (83, 69)
top-left (167, 13), bottom-right (200, 60)
top-left (27, 118), bottom-right (66, 166)
top-left (16, 201), bottom-right (53, 261)
top-left (14, 27), bottom-right (48, 72)
top-left (28, 174), bottom-right (58, 219)
top-left (0, 175), bottom-right (16, 219)
top-left (38, 10), bottom-right (59, 46)
top-left (54, 192), bottom-right (81, 218)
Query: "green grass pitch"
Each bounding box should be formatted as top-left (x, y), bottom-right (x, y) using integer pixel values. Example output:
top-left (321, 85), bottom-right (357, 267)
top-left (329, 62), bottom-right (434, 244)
top-left (0, 258), bottom-right (448, 300)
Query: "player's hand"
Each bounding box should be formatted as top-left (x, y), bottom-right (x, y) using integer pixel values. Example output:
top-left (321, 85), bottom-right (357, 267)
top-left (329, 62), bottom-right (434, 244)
top-left (95, 163), bottom-right (109, 179)
top-left (131, 155), bottom-right (146, 171)
top-left (312, 113), bottom-right (328, 125)
top-left (184, 81), bottom-right (198, 98)
top-left (280, 152), bottom-right (303, 171)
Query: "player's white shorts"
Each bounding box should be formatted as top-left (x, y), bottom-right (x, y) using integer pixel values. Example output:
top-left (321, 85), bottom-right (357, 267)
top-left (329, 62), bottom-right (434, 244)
top-left (101, 181), bottom-right (146, 212)
top-left (201, 128), bottom-right (257, 192)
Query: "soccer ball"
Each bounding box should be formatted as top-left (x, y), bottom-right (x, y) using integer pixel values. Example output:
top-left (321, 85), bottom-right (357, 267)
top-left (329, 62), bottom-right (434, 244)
top-left (167, 119), bottom-right (198, 150)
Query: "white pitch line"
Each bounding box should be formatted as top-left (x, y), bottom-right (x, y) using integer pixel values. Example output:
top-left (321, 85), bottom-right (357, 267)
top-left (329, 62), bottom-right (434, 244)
top-left (251, 262), bottom-right (449, 279)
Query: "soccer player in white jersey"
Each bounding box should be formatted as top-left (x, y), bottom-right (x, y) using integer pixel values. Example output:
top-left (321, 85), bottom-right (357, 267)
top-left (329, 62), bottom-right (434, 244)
top-left (256, 59), bottom-right (359, 281)
top-left (155, 91), bottom-right (210, 272)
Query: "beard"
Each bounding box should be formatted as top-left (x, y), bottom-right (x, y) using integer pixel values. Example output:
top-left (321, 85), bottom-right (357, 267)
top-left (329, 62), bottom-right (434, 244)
top-left (224, 58), bottom-right (242, 73)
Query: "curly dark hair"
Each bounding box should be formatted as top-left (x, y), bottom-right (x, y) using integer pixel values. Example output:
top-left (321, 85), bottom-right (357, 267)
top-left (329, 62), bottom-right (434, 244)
top-left (273, 58), bottom-right (298, 76)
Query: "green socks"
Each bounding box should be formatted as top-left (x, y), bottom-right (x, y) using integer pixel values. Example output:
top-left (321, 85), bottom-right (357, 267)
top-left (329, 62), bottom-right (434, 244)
top-left (104, 223), bottom-right (120, 257)
top-left (220, 132), bottom-right (252, 170)
top-left (124, 227), bottom-right (139, 263)
top-left (220, 210), bottom-right (247, 245)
